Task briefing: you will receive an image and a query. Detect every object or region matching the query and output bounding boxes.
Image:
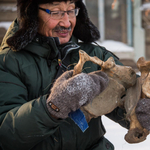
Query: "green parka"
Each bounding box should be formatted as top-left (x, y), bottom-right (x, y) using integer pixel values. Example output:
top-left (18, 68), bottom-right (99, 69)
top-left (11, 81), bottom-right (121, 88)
top-left (0, 19), bottom-right (129, 150)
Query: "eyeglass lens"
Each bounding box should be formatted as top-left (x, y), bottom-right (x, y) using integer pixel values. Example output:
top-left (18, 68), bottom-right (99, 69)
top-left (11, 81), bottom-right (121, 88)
top-left (51, 8), bottom-right (79, 19)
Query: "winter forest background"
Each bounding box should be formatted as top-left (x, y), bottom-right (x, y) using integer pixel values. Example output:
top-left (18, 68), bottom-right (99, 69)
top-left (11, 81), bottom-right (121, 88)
top-left (0, 0), bottom-right (150, 149)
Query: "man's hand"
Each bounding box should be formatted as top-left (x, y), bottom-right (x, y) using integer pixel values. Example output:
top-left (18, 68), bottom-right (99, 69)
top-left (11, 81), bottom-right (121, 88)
top-left (46, 70), bottom-right (109, 119)
top-left (135, 98), bottom-right (150, 131)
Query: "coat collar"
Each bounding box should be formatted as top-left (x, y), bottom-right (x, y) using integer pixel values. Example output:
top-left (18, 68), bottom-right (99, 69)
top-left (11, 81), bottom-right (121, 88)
top-left (23, 34), bottom-right (80, 59)
top-left (24, 35), bottom-right (59, 58)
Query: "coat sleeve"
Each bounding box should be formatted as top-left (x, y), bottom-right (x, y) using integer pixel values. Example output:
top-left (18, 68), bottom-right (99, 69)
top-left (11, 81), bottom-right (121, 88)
top-left (0, 58), bottom-right (61, 150)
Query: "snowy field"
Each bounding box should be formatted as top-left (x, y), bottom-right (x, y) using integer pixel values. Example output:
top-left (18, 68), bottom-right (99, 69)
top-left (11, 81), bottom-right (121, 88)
top-left (102, 116), bottom-right (150, 150)
top-left (0, 22), bottom-right (12, 30)
top-left (97, 40), bottom-right (134, 52)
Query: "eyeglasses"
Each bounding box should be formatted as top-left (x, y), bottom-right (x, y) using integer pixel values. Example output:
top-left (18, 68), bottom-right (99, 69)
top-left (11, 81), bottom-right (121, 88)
top-left (39, 7), bottom-right (80, 20)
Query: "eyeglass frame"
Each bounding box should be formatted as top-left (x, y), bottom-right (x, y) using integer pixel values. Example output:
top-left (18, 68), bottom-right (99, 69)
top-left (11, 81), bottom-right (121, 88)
top-left (38, 7), bottom-right (80, 20)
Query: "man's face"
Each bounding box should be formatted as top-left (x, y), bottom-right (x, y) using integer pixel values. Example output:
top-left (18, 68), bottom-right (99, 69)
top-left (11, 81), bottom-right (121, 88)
top-left (38, 1), bottom-right (76, 44)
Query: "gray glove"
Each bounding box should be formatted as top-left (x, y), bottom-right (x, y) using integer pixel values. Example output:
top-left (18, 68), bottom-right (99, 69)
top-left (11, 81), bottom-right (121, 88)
top-left (135, 98), bottom-right (150, 131)
top-left (46, 70), bottom-right (109, 119)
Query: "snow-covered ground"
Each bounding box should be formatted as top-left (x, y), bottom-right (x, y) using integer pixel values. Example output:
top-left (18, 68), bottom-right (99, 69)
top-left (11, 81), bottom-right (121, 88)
top-left (103, 116), bottom-right (150, 150)
top-left (0, 22), bottom-right (12, 30)
top-left (141, 3), bottom-right (150, 11)
top-left (0, 5), bottom-right (17, 12)
top-left (96, 40), bottom-right (135, 60)
top-left (97, 40), bottom-right (134, 52)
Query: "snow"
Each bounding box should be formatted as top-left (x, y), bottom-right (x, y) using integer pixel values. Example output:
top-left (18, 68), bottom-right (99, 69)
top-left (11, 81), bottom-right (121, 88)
top-left (103, 116), bottom-right (150, 150)
top-left (0, 22), bottom-right (12, 30)
top-left (0, 6), bottom-right (17, 12)
top-left (97, 40), bottom-right (134, 52)
top-left (141, 3), bottom-right (150, 11)
top-left (136, 71), bottom-right (141, 76)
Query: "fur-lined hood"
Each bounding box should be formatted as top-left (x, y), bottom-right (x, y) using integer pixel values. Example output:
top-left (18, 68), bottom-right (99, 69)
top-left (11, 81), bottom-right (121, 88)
top-left (7, 0), bottom-right (100, 51)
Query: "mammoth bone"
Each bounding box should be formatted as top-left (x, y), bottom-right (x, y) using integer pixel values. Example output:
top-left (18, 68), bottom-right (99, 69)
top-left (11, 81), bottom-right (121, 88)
top-left (123, 57), bottom-right (150, 143)
top-left (73, 50), bottom-right (149, 143)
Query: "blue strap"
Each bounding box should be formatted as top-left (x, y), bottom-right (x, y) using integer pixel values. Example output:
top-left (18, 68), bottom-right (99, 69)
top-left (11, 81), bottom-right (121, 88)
top-left (69, 109), bottom-right (89, 132)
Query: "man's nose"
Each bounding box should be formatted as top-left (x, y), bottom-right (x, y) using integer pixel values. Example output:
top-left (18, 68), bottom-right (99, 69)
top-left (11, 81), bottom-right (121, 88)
top-left (59, 13), bottom-right (71, 28)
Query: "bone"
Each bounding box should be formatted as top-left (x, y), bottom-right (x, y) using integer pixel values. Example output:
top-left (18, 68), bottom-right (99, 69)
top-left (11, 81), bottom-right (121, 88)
top-left (137, 57), bottom-right (150, 80)
top-left (123, 57), bottom-right (150, 143)
top-left (137, 57), bottom-right (150, 97)
top-left (73, 50), bottom-right (115, 76)
top-left (73, 50), bottom-right (135, 121)
top-left (82, 77), bottom-right (125, 122)
top-left (73, 50), bottom-right (150, 144)
top-left (73, 50), bottom-right (136, 89)
top-left (123, 78), bottom-right (149, 143)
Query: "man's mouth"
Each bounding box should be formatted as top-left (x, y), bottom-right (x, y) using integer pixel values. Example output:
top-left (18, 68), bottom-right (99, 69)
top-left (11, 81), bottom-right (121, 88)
top-left (54, 25), bottom-right (71, 31)
top-left (52, 25), bottom-right (72, 40)
top-left (55, 30), bottom-right (70, 37)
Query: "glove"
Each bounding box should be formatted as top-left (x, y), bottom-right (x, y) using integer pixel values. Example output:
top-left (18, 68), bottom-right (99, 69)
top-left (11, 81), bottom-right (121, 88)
top-left (46, 70), bottom-right (109, 119)
top-left (135, 98), bottom-right (150, 131)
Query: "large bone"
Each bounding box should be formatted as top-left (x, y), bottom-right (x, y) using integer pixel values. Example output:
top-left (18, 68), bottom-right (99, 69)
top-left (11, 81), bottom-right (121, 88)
top-left (137, 57), bottom-right (150, 97)
top-left (81, 77), bottom-right (126, 122)
top-left (123, 57), bottom-right (150, 143)
top-left (123, 78), bottom-right (149, 143)
top-left (73, 50), bottom-right (136, 122)
top-left (73, 50), bottom-right (150, 143)
top-left (73, 50), bottom-right (136, 89)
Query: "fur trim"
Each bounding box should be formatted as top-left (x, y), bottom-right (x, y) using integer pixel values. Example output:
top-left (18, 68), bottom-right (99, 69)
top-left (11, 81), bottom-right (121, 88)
top-left (73, 1), bottom-right (100, 42)
top-left (7, 0), bottom-right (39, 51)
top-left (7, 0), bottom-right (100, 51)
top-left (7, 20), bottom-right (38, 51)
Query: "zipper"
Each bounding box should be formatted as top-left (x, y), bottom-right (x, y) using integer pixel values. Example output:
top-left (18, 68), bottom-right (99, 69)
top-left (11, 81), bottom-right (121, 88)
top-left (61, 43), bottom-right (80, 62)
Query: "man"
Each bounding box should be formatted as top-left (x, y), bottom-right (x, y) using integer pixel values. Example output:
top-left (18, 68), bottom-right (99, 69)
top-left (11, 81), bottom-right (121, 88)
top-left (0, 0), bottom-right (148, 150)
